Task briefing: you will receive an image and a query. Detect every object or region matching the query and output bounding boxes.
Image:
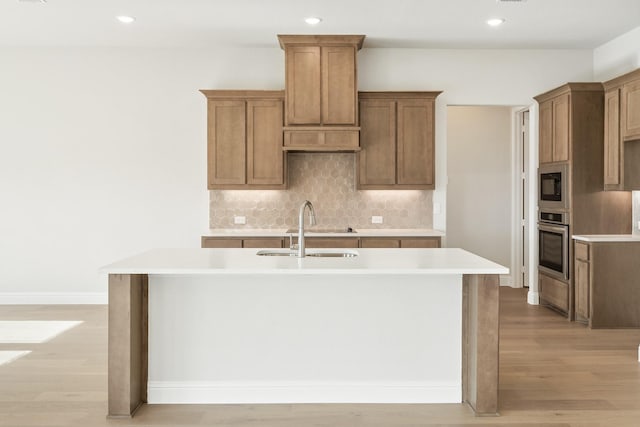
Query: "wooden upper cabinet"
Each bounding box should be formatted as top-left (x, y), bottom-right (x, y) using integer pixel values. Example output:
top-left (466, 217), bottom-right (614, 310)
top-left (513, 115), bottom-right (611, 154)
top-left (322, 46), bottom-right (357, 125)
top-left (603, 68), bottom-right (640, 191)
top-left (358, 92), bottom-right (440, 190)
top-left (207, 100), bottom-right (246, 185)
top-left (285, 46), bottom-right (321, 125)
top-left (358, 99), bottom-right (396, 185)
top-left (537, 93), bottom-right (570, 164)
top-left (552, 93), bottom-right (570, 162)
top-left (201, 91), bottom-right (286, 190)
top-left (397, 99), bottom-right (435, 186)
top-left (247, 100), bottom-right (285, 185)
top-left (279, 35), bottom-right (364, 132)
top-left (604, 89), bottom-right (622, 188)
top-left (621, 78), bottom-right (640, 141)
top-left (538, 100), bottom-right (553, 164)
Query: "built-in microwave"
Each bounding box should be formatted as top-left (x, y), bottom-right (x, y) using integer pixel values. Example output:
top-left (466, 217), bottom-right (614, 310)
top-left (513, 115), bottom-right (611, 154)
top-left (539, 163), bottom-right (569, 210)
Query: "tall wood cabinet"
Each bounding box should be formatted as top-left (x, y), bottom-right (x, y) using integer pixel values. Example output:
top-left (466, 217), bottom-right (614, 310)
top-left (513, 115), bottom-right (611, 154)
top-left (357, 92), bottom-right (441, 189)
top-left (603, 68), bottom-right (640, 190)
top-left (278, 35), bottom-right (365, 151)
top-left (534, 83), bottom-right (632, 318)
top-left (201, 90), bottom-right (286, 189)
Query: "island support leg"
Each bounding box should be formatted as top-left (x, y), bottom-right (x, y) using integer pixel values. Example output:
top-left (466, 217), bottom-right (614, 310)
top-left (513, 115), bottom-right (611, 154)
top-left (108, 274), bottom-right (148, 418)
top-left (462, 274), bottom-right (499, 416)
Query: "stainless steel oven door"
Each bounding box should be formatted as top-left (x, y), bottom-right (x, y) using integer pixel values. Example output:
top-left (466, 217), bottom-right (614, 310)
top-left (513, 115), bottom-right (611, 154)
top-left (538, 222), bottom-right (569, 281)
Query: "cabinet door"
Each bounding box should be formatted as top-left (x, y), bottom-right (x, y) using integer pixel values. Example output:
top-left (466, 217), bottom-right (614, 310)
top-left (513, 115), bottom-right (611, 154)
top-left (358, 100), bottom-right (396, 187)
top-left (322, 46), bottom-right (357, 125)
top-left (397, 99), bottom-right (435, 187)
top-left (604, 89), bottom-right (622, 188)
top-left (247, 100), bottom-right (285, 186)
top-left (538, 100), bottom-right (554, 164)
top-left (207, 100), bottom-right (246, 187)
top-left (552, 93), bottom-right (570, 162)
top-left (622, 79), bottom-right (640, 141)
top-left (285, 46), bottom-right (321, 125)
top-left (574, 258), bottom-right (590, 320)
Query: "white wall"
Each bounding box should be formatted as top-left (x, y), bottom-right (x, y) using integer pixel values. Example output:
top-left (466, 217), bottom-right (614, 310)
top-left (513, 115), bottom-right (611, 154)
top-left (446, 106), bottom-right (513, 276)
top-left (0, 46), bottom-right (594, 300)
top-left (594, 25), bottom-right (640, 81)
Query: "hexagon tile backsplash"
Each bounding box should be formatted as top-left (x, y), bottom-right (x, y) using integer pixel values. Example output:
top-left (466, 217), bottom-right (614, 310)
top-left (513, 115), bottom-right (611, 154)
top-left (210, 153), bottom-right (434, 229)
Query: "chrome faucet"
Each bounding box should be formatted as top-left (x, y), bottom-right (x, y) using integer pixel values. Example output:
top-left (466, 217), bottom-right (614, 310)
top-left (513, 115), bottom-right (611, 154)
top-left (297, 200), bottom-right (317, 257)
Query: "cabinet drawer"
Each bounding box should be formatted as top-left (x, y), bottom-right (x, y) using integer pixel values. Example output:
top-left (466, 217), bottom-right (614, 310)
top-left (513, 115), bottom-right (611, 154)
top-left (360, 238), bottom-right (401, 248)
top-left (242, 238), bottom-right (284, 248)
top-left (574, 242), bottom-right (590, 261)
top-left (201, 237), bottom-right (243, 248)
top-left (284, 130), bottom-right (359, 150)
top-left (400, 237), bottom-right (441, 248)
top-left (539, 273), bottom-right (569, 312)
top-left (296, 237), bottom-right (359, 248)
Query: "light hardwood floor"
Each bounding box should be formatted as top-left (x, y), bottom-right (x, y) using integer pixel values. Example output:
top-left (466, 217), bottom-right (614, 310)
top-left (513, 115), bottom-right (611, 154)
top-left (0, 287), bottom-right (639, 426)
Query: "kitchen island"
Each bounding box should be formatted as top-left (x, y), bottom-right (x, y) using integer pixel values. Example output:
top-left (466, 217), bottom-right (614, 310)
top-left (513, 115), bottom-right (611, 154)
top-left (101, 248), bottom-right (507, 418)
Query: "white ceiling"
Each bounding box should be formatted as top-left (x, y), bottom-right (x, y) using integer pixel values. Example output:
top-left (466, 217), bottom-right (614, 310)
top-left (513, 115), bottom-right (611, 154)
top-left (1, 0), bottom-right (639, 49)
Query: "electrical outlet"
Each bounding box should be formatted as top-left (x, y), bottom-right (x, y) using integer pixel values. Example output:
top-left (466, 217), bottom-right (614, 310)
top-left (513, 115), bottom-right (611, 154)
top-left (234, 216), bottom-right (246, 225)
top-left (371, 216), bottom-right (383, 224)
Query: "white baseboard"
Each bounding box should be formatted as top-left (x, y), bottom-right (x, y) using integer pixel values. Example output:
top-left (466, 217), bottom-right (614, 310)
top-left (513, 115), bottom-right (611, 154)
top-left (527, 290), bottom-right (539, 305)
top-left (147, 381), bottom-right (461, 404)
top-left (0, 292), bottom-right (107, 305)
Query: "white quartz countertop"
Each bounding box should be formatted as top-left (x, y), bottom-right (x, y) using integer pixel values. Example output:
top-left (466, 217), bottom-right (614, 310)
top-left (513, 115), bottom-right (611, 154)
top-left (101, 248), bottom-right (507, 276)
top-left (572, 234), bottom-right (640, 243)
top-left (204, 228), bottom-right (445, 238)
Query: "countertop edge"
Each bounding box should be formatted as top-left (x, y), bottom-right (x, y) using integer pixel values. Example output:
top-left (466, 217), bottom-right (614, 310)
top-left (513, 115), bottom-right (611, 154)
top-left (572, 234), bottom-right (640, 243)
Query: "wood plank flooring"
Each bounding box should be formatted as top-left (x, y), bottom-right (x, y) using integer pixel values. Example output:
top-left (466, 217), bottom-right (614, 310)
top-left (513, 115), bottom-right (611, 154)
top-left (0, 287), bottom-right (638, 426)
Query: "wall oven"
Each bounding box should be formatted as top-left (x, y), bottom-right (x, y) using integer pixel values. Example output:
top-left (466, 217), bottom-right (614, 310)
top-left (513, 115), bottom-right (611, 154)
top-left (538, 211), bottom-right (569, 281)
top-left (539, 163), bottom-right (569, 210)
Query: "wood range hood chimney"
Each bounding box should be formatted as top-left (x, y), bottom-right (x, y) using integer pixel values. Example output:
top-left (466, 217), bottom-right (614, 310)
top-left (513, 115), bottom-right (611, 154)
top-left (278, 34), bottom-right (366, 153)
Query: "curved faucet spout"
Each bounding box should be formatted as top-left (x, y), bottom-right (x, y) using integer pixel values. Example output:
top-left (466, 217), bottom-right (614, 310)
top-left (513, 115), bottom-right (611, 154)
top-left (297, 200), bottom-right (316, 258)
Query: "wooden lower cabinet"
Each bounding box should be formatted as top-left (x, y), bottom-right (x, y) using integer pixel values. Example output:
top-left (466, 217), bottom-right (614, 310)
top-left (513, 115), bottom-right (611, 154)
top-left (539, 272), bottom-right (569, 313)
top-left (572, 240), bottom-right (640, 328)
top-left (201, 237), bottom-right (284, 249)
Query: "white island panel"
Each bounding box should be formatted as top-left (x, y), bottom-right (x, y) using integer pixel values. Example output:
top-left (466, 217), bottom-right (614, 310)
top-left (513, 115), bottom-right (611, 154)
top-left (147, 274), bottom-right (462, 404)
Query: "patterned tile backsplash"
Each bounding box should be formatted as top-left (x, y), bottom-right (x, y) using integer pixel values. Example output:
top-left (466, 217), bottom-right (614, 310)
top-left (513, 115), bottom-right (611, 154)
top-left (210, 153), bottom-right (433, 229)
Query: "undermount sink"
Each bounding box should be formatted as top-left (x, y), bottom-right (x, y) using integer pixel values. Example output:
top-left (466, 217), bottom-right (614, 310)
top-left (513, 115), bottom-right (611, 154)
top-left (256, 249), bottom-right (358, 258)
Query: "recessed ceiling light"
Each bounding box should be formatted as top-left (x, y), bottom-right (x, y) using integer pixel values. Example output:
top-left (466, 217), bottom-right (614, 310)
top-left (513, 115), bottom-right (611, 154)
top-left (304, 17), bottom-right (322, 25)
top-left (116, 15), bottom-right (136, 24)
top-left (18, 0), bottom-right (47, 3)
top-left (487, 18), bottom-right (505, 27)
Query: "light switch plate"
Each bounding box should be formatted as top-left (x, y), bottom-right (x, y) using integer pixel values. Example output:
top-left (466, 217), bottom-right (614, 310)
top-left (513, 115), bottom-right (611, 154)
top-left (371, 216), bottom-right (383, 224)
top-left (234, 216), bottom-right (246, 225)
